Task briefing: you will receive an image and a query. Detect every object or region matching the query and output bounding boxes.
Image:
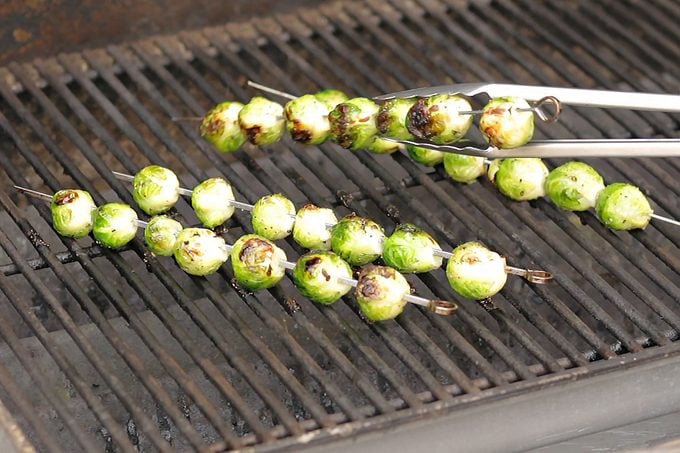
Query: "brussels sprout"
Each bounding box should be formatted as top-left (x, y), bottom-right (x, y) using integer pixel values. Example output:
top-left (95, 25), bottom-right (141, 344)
top-left (443, 153), bottom-right (487, 183)
top-left (595, 183), bottom-right (653, 230)
top-left (328, 97), bottom-right (380, 150)
top-left (446, 241), bottom-right (507, 300)
top-left (406, 145), bottom-right (444, 167)
top-left (144, 215), bottom-right (183, 256)
top-left (251, 193), bottom-right (296, 240)
top-left (355, 265), bottom-right (409, 321)
top-left (488, 158), bottom-right (549, 201)
top-left (382, 224), bottom-right (443, 273)
top-left (200, 101), bottom-right (247, 153)
top-left (545, 161), bottom-right (605, 211)
top-left (230, 234), bottom-right (286, 290)
top-left (406, 95), bottom-right (473, 144)
top-left (293, 250), bottom-right (353, 304)
top-left (367, 137), bottom-right (403, 154)
top-left (330, 214), bottom-right (386, 266)
top-left (292, 204), bottom-right (338, 250)
top-left (238, 96), bottom-right (285, 146)
top-left (92, 203), bottom-right (138, 249)
top-left (284, 94), bottom-right (331, 145)
top-left (173, 228), bottom-right (230, 276)
top-left (50, 189), bottom-right (96, 238)
top-left (314, 89), bottom-right (349, 111)
top-left (191, 177), bottom-right (236, 228)
top-left (479, 96), bottom-right (534, 149)
top-left (377, 98), bottom-right (416, 140)
top-left (132, 165), bottom-right (180, 215)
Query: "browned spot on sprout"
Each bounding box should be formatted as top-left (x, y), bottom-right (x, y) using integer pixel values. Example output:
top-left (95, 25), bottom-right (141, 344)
top-left (304, 256), bottom-right (322, 273)
top-left (239, 237), bottom-right (273, 265)
top-left (54, 191), bottom-right (78, 205)
top-left (245, 125), bottom-right (262, 143)
top-left (406, 98), bottom-right (432, 138)
top-left (290, 119), bottom-right (313, 143)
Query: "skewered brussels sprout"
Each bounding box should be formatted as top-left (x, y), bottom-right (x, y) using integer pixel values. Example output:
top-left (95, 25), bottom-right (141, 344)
top-left (230, 234), bottom-right (287, 290)
top-left (144, 215), bottom-right (183, 256)
top-left (328, 97), bottom-right (380, 150)
top-left (238, 97), bottom-right (285, 146)
top-left (200, 101), bottom-right (247, 153)
top-left (132, 165), bottom-right (180, 215)
top-left (488, 158), bottom-right (549, 201)
top-left (191, 177), bottom-right (236, 228)
top-left (545, 161), bottom-right (605, 211)
top-left (314, 89), bottom-right (349, 111)
top-left (446, 241), bottom-right (507, 300)
top-left (406, 94), bottom-right (473, 144)
top-left (355, 265), bottom-right (410, 321)
top-left (406, 145), bottom-right (445, 167)
top-left (382, 224), bottom-right (443, 273)
top-left (292, 204), bottom-right (337, 250)
top-left (595, 183), bottom-right (653, 230)
top-left (377, 98), bottom-right (416, 140)
top-left (330, 214), bottom-right (386, 266)
top-left (443, 153), bottom-right (487, 183)
top-left (293, 250), bottom-right (353, 304)
top-left (284, 94), bottom-right (331, 145)
top-left (50, 189), bottom-right (96, 238)
top-left (92, 203), bottom-right (138, 249)
top-left (479, 97), bottom-right (534, 149)
top-left (251, 194), bottom-right (296, 240)
top-left (173, 228), bottom-right (230, 276)
top-left (367, 137), bottom-right (402, 154)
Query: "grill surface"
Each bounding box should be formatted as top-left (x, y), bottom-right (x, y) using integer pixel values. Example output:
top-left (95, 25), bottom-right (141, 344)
top-left (0, 0), bottom-right (678, 451)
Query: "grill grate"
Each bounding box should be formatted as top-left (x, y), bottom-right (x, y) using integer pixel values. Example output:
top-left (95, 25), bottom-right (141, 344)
top-left (0, 0), bottom-right (678, 450)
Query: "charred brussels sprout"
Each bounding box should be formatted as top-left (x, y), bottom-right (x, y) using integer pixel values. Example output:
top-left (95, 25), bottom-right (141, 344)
top-left (446, 242), bottom-right (507, 300)
top-left (406, 145), bottom-right (445, 167)
top-left (377, 98), bottom-right (416, 140)
top-left (292, 204), bottom-right (337, 250)
top-left (406, 95), bottom-right (473, 144)
top-left (330, 214), bottom-right (386, 266)
top-left (328, 97), bottom-right (380, 151)
top-left (382, 224), bottom-right (443, 273)
top-left (238, 97), bottom-right (285, 146)
top-left (92, 203), bottom-right (138, 249)
top-left (251, 193), bottom-right (296, 240)
top-left (173, 228), bottom-right (229, 276)
top-left (50, 189), bottom-right (96, 238)
top-left (479, 97), bottom-right (534, 149)
top-left (230, 234), bottom-right (286, 290)
top-left (355, 265), bottom-right (410, 321)
top-left (144, 215), bottom-right (183, 256)
top-left (443, 153), bottom-right (487, 183)
top-left (132, 165), bottom-right (180, 215)
top-left (545, 161), bottom-right (605, 211)
top-left (595, 183), bottom-right (653, 230)
top-left (284, 94), bottom-right (331, 145)
top-left (191, 177), bottom-right (236, 228)
top-left (488, 158), bottom-right (549, 201)
top-left (200, 101), bottom-right (247, 153)
top-left (314, 89), bottom-right (349, 111)
top-left (293, 251), bottom-right (353, 304)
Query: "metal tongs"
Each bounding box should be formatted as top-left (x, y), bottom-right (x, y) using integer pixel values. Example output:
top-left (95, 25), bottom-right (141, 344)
top-left (374, 83), bottom-right (680, 158)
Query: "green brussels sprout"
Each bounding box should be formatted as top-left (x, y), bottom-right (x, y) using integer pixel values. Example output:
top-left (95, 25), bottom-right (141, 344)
top-left (367, 136), bottom-right (403, 154)
top-left (292, 204), bottom-right (338, 250)
top-left (92, 203), bottom-right (138, 249)
top-left (251, 193), bottom-right (296, 240)
top-left (446, 241), bottom-right (507, 300)
top-left (50, 189), bottom-right (96, 238)
top-left (545, 161), bottom-right (605, 211)
top-left (595, 183), bottom-right (653, 230)
top-left (488, 158), bottom-right (549, 201)
top-left (314, 89), bottom-right (349, 111)
top-left (406, 95), bottom-right (473, 144)
top-left (330, 214), bottom-right (386, 266)
top-left (200, 101), bottom-right (247, 153)
top-left (284, 94), bottom-right (331, 145)
top-left (328, 97), bottom-right (380, 150)
top-left (355, 265), bottom-right (409, 321)
top-left (238, 96), bottom-right (285, 146)
top-left (191, 177), bottom-right (236, 228)
top-left (382, 224), bottom-right (443, 273)
top-left (406, 145), bottom-right (444, 167)
top-left (173, 228), bottom-right (230, 276)
top-left (293, 250), bottom-right (353, 304)
top-left (443, 153), bottom-right (487, 183)
top-left (377, 98), bottom-right (416, 140)
top-left (144, 215), bottom-right (183, 256)
top-left (132, 165), bottom-right (180, 215)
top-left (479, 96), bottom-right (534, 149)
top-left (230, 234), bottom-right (287, 290)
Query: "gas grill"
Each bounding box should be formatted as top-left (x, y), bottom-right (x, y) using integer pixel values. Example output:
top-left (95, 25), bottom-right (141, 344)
top-left (0, 0), bottom-right (678, 451)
